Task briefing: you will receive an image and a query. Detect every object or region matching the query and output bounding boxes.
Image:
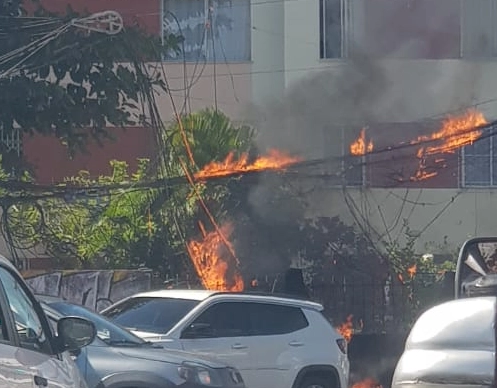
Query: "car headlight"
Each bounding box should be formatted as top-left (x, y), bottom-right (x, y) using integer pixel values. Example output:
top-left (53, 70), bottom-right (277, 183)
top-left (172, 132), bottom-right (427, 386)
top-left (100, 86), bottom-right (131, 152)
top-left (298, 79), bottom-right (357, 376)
top-left (178, 362), bottom-right (223, 387)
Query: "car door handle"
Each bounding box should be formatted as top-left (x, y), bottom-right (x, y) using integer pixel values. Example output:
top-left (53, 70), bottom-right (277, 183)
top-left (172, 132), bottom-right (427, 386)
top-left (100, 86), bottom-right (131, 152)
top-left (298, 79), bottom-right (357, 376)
top-left (289, 340), bottom-right (304, 347)
top-left (34, 375), bottom-right (48, 387)
top-left (231, 343), bottom-right (247, 349)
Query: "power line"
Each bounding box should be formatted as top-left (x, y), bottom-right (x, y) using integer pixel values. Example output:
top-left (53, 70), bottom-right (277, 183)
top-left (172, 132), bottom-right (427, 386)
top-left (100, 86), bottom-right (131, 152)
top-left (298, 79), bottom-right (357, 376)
top-left (0, 115), bottom-right (493, 196)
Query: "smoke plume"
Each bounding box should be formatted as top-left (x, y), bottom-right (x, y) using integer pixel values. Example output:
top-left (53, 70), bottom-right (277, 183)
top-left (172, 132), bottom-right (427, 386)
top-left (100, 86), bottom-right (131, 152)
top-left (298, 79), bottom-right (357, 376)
top-left (235, 1), bottom-right (485, 277)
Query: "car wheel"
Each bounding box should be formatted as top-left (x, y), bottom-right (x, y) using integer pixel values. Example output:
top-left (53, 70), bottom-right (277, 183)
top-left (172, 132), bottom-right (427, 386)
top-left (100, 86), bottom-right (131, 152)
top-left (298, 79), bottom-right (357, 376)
top-left (299, 376), bottom-right (333, 388)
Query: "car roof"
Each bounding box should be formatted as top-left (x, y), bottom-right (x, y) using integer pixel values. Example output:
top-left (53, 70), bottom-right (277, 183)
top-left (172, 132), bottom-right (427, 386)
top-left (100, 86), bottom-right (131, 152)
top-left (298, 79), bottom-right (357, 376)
top-left (131, 289), bottom-right (218, 301)
top-left (127, 289), bottom-right (324, 311)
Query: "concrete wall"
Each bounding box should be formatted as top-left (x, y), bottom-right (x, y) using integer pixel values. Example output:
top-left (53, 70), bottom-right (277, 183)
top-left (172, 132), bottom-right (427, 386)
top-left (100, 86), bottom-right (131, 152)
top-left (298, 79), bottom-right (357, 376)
top-left (251, 0), bottom-right (497, 125)
top-left (23, 269), bottom-right (154, 312)
top-left (22, 61), bottom-right (252, 183)
top-left (306, 186), bottom-right (497, 254)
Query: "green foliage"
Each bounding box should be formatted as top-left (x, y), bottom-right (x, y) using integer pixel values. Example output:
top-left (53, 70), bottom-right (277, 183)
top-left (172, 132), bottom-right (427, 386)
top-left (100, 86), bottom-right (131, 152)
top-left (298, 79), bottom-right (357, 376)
top-left (7, 159), bottom-right (155, 268)
top-left (4, 109), bottom-right (257, 273)
top-left (169, 108), bottom-right (256, 168)
top-left (0, 0), bottom-right (180, 157)
top-left (384, 226), bottom-right (457, 328)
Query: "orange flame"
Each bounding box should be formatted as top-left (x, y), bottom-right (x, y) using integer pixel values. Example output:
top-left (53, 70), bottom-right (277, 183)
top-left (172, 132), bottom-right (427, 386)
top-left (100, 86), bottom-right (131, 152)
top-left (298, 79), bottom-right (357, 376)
top-left (348, 109), bottom-right (487, 181)
top-left (350, 128), bottom-right (373, 156)
top-left (414, 109), bottom-right (487, 155)
top-left (411, 109), bottom-right (487, 181)
top-left (194, 149), bottom-right (302, 180)
top-left (186, 221), bottom-right (244, 292)
top-left (351, 378), bottom-right (383, 388)
top-left (398, 264), bottom-right (417, 284)
top-left (336, 315), bottom-right (354, 343)
top-left (407, 264), bottom-right (417, 278)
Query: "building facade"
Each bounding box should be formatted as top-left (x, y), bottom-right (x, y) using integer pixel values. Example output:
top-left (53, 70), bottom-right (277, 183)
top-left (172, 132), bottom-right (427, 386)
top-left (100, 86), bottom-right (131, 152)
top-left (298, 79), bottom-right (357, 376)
top-left (13, 0), bottom-right (497, 259)
top-left (21, 0), bottom-right (253, 183)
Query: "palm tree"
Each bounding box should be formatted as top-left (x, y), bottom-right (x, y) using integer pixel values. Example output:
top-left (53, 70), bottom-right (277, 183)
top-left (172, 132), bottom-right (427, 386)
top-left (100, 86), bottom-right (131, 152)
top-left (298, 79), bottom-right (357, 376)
top-left (149, 108), bottom-right (257, 279)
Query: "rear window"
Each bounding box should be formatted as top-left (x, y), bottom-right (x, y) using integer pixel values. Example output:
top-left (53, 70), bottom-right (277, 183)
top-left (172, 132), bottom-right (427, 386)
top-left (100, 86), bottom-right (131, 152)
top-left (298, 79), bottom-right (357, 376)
top-left (250, 303), bottom-right (309, 335)
top-left (102, 297), bottom-right (200, 334)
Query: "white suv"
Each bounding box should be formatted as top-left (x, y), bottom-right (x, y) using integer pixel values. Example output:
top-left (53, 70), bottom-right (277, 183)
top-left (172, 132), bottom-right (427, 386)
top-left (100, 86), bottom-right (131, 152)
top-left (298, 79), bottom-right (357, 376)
top-left (100, 290), bottom-right (349, 388)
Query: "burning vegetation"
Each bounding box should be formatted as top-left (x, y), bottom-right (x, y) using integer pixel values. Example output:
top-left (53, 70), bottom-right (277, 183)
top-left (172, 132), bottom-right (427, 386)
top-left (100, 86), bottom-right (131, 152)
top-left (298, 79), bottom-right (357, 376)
top-left (186, 221), bottom-right (244, 292)
top-left (398, 264), bottom-right (417, 284)
top-left (184, 107), bottom-right (487, 294)
top-left (186, 149), bottom-right (303, 292)
top-left (336, 315), bottom-right (355, 343)
top-left (186, 110), bottom-right (486, 292)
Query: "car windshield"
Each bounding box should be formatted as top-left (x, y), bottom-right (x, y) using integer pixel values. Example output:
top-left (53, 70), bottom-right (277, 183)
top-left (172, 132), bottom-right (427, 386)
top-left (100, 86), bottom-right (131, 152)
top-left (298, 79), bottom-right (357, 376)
top-left (102, 297), bottom-right (200, 334)
top-left (49, 301), bottom-right (145, 346)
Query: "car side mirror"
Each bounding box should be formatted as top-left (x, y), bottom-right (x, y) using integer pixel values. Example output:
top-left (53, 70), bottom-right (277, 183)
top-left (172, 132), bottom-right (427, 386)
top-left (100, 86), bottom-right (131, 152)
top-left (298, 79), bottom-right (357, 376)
top-left (54, 316), bottom-right (96, 353)
top-left (181, 323), bottom-right (214, 339)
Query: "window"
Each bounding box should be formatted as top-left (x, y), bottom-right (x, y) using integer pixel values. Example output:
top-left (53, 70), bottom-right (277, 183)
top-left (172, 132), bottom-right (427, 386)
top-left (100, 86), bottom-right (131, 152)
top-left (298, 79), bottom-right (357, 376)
top-left (162, 0), bottom-right (251, 62)
top-left (361, 0), bottom-right (461, 59)
top-left (249, 303), bottom-right (309, 335)
top-left (462, 125), bottom-right (497, 187)
top-left (321, 0), bottom-right (497, 60)
top-left (320, 0), bottom-right (347, 59)
top-left (185, 302), bottom-right (308, 338)
top-left (189, 302), bottom-right (251, 338)
top-left (103, 297), bottom-right (200, 334)
top-left (460, 0), bottom-right (497, 58)
top-left (0, 268), bottom-right (51, 354)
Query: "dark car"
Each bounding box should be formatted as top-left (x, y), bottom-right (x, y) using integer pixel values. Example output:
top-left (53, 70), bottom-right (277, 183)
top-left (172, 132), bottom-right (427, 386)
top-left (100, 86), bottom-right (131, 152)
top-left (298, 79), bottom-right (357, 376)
top-left (40, 299), bottom-right (246, 388)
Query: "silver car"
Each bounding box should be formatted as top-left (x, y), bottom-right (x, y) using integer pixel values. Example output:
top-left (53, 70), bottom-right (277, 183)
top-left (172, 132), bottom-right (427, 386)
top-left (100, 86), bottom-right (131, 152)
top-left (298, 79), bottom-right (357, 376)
top-left (392, 296), bottom-right (495, 388)
top-left (0, 255), bottom-right (96, 388)
top-left (40, 300), bottom-right (246, 388)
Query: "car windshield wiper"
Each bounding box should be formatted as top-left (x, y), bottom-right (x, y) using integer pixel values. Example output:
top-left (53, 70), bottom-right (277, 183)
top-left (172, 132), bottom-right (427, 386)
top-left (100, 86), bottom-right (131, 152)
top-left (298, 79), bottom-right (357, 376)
top-left (102, 338), bottom-right (144, 346)
top-left (102, 338), bottom-right (164, 348)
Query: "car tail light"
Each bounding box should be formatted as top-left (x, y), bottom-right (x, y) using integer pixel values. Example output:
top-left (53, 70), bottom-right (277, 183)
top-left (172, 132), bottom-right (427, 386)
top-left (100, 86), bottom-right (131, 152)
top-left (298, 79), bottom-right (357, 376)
top-left (336, 338), bottom-right (347, 354)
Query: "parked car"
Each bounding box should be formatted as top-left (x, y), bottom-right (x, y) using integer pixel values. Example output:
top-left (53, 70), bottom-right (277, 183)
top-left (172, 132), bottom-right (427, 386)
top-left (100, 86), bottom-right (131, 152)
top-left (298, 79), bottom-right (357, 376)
top-left (39, 298), bottom-right (246, 388)
top-left (0, 255), bottom-right (95, 388)
top-left (392, 296), bottom-right (495, 388)
top-left (100, 290), bottom-right (350, 388)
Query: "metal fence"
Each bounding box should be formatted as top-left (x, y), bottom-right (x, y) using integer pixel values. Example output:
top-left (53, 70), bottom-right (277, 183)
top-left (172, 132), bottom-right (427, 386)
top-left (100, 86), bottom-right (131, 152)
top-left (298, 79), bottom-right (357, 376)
top-left (310, 272), bottom-right (455, 335)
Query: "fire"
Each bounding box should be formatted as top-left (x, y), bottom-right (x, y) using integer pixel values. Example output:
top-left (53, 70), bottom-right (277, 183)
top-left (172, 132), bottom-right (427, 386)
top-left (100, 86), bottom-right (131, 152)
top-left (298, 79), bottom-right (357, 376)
top-left (413, 109), bottom-right (487, 156)
top-left (350, 128), bottom-right (373, 156)
top-left (347, 109), bottom-right (488, 181)
top-left (336, 315), bottom-right (354, 343)
top-left (194, 149), bottom-right (302, 180)
top-left (186, 221), bottom-right (244, 292)
top-left (411, 109), bottom-right (487, 181)
top-left (398, 264), bottom-right (417, 284)
top-left (407, 264), bottom-right (417, 278)
top-left (351, 378), bottom-right (383, 388)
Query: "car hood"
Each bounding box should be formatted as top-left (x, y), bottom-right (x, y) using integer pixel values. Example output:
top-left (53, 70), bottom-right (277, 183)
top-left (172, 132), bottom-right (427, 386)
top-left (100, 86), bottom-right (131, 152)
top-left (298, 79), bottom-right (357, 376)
top-left (116, 346), bottom-right (232, 369)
